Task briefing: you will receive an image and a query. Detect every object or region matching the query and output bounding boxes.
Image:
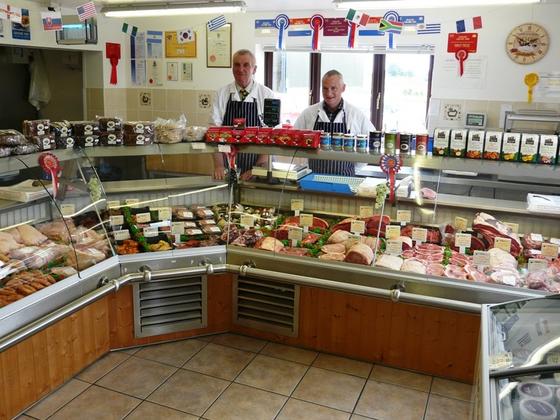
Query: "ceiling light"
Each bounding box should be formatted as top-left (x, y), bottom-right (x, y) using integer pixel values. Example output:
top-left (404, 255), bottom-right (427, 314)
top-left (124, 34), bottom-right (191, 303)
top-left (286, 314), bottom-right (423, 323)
top-left (333, 0), bottom-right (540, 9)
top-left (102, 1), bottom-right (246, 18)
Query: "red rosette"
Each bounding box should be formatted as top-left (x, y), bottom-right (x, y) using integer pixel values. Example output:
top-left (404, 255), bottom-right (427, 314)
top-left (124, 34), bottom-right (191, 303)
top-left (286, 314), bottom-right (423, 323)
top-left (380, 154), bottom-right (402, 203)
top-left (38, 152), bottom-right (61, 198)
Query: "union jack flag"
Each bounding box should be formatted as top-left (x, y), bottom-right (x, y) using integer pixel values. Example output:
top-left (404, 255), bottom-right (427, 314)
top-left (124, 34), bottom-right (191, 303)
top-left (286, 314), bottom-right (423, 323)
top-left (76, 1), bottom-right (96, 21)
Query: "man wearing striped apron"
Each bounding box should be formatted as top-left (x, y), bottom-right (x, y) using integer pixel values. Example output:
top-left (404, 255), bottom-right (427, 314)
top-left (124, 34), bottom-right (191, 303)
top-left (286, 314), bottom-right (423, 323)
top-left (212, 49), bottom-right (275, 180)
top-left (294, 70), bottom-right (374, 176)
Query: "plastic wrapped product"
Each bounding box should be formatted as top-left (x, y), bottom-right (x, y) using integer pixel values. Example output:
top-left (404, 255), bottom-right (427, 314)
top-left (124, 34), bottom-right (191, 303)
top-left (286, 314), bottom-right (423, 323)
top-left (51, 121), bottom-right (72, 138)
top-left (22, 119), bottom-right (50, 137)
top-left (0, 147), bottom-right (12, 157)
top-left (12, 143), bottom-right (39, 155)
top-left (183, 126), bottom-right (207, 142)
top-left (31, 135), bottom-right (56, 151)
top-left (154, 115), bottom-right (186, 144)
top-left (202, 225), bottom-right (221, 235)
top-left (123, 121), bottom-right (154, 135)
top-left (99, 132), bottom-right (123, 146)
top-left (0, 129), bottom-right (27, 147)
top-left (56, 136), bottom-right (75, 149)
top-left (75, 135), bottom-right (99, 148)
top-left (71, 121), bottom-right (99, 137)
top-left (123, 133), bottom-right (153, 146)
top-left (97, 117), bottom-right (122, 132)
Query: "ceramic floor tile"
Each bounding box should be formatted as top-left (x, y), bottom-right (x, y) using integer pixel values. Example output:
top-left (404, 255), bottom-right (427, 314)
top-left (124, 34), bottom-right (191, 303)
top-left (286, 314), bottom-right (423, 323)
top-left (125, 401), bottom-right (199, 420)
top-left (292, 367), bottom-right (366, 412)
top-left (97, 356), bottom-right (177, 399)
top-left (235, 355), bottom-right (308, 396)
top-left (119, 347), bottom-right (140, 355)
top-left (425, 394), bottom-right (473, 420)
top-left (134, 338), bottom-right (207, 367)
top-left (16, 415), bottom-right (38, 419)
top-left (197, 334), bottom-right (218, 342)
top-left (183, 343), bottom-right (255, 380)
top-left (204, 383), bottom-right (287, 420)
top-left (49, 385), bottom-right (140, 420)
top-left (313, 353), bottom-right (372, 378)
top-left (76, 352), bottom-right (130, 383)
top-left (354, 380), bottom-right (428, 420)
top-left (277, 398), bottom-right (350, 420)
top-left (26, 379), bottom-right (90, 419)
top-left (431, 378), bottom-right (473, 401)
top-left (260, 342), bottom-right (318, 365)
top-left (350, 415), bottom-right (374, 420)
top-left (369, 365), bottom-right (432, 392)
top-left (148, 369), bottom-right (229, 416)
top-left (211, 333), bottom-right (267, 353)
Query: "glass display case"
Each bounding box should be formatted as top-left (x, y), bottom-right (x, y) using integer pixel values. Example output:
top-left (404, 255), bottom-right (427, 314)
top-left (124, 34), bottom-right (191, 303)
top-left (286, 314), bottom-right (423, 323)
top-left (480, 295), bottom-right (560, 420)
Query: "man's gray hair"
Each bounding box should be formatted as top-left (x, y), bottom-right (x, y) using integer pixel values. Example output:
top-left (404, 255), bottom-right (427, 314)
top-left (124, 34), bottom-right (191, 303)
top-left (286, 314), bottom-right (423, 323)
top-left (322, 69), bottom-right (344, 82)
top-left (233, 49), bottom-right (256, 65)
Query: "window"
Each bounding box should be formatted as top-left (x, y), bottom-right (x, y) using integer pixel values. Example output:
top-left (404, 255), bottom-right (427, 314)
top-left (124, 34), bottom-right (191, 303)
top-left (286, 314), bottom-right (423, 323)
top-left (266, 50), bottom-right (433, 132)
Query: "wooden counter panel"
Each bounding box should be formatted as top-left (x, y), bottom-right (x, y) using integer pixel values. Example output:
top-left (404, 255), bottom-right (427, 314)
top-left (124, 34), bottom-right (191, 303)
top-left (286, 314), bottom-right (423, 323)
top-left (0, 298), bottom-right (110, 420)
top-left (145, 154), bottom-right (214, 175)
top-left (232, 285), bottom-right (479, 383)
top-left (108, 273), bottom-right (233, 349)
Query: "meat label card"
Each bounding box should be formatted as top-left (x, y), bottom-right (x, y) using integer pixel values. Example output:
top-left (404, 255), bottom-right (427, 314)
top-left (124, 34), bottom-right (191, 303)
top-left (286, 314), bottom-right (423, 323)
top-left (299, 213), bottom-right (313, 227)
top-left (291, 199), bottom-right (304, 211)
top-left (494, 237), bottom-right (512, 252)
top-left (144, 227), bottom-right (158, 237)
top-left (541, 243), bottom-right (559, 259)
top-left (396, 210), bottom-right (411, 224)
top-left (412, 228), bottom-right (428, 243)
top-left (504, 222), bottom-right (519, 233)
top-left (158, 207), bottom-right (172, 221)
top-left (218, 145), bottom-right (231, 153)
top-left (385, 225), bottom-right (401, 240)
top-left (136, 212), bottom-right (151, 223)
top-left (359, 206), bottom-right (374, 218)
top-left (107, 200), bottom-right (120, 209)
top-left (288, 227), bottom-right (303, 241)
top-left (126, 198), bottom-right (140, 207)
top-left (114, 230), bottom-right (131, 240)
top-left (110, 215), bottom-right (124, 226)
top-left (171, 222), bottom-right (185, 235)
top-left (191, 142), bottom-right (207, 150)
top-left (60, 204), bottom-right (75, 216)
top-left (454, 217), bottom-right (468, 231)
top-left (351, 220), bottom-right (365, 234)
top-left (473, 250), bottom-right (490, 267)
top-left (386, 240), bottom-right (402, 256)
top-left (455, 233), bottom-right (472, 248)
top-left (240, 214), bottom-right (255, 228)
top-left (528, 259), bottom-right (548, 272)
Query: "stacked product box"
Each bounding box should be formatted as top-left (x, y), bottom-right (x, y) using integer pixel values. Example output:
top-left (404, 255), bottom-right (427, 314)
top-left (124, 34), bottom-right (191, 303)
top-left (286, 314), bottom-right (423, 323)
top-left (98, 117), bottom-right (123, 146)
top-left (72, 121), bottom-right (100, 148)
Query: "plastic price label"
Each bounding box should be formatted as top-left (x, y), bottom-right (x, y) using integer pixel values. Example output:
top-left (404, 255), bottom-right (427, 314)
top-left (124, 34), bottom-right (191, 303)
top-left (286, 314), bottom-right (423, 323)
top-left (107, 200), bottom-right (120, 209)
top-left (299, 213), bottom-right (313, 227)
top-left (114, 230), bottom-right (130, 240)
top-left (136, 212), bottom-right (151, 223)
top-left (494, 237), bottom-right (512, 252)
top-left (396, 210), bottom-right (411, 225)
top-left (218, 144), bottom-right (231, 153)
top-left (191, 142), bottom-right (207, 150)
top-left (182, 211), bottom-right (194, 219)
top-left (158, 207), bottom-right (172, 221)
top-left (125, 198), bottom-right (140, 207)
top-left (473, 250), bottom-right (490, 267)
top-left (359, 206), bottom-right (374, 218)
top-left (386, 240), bottom-right (402, 255)
top-left (385, 225), bottom-right (401, 240)
top-left (412, 227), bottom-right (427, 243)
top-left (542, 243), bottom-right (559, 259)
top-left (291, 199), bottom-right (304, 211)
top-left (171, 222), bottom-right (185, 235)
top-left (110, 215), bottom-right (124, 226)
top-left (240, 214), bottom-right (255, 228)
top-left (144, 227), bottom-right (158, 237)
top-left (60, 204), bottom-right (75, 216)
top-left (504, 222), bottom-right (519, 233)
top-left (454, 217), bottom-right (468, 231)
top-left (351, 220), bottom-right (365, 235)
top-left (531, 233), bottom-right (544, 242)
top-left (455, 233), bottom-right (472, 248)
top-left (528, 258), bottom-right (548, 272)
top-left (288, 227), bottom-right (303, 241)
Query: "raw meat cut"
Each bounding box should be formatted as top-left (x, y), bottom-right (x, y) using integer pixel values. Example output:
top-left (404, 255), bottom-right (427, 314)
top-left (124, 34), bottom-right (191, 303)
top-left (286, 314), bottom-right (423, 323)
top-left (345, 243), bottom-right (374, 265)
top-left (473, 212), bottom-right (522, 256)
top-left (0, 232), bottom-right (22, 254)
top-left (327, 230), bottom-right (353, 244)
top-left (420, 187), bottom-right (437, 200)
top-left (521, 233), bottom-right (543, 250)
top-left (16, 225), bottom-right (48, 246)
top-left (38, 219), bottom-right (76, 243)
top-left (254, 237), bottom-right (284, 252)
top-left (488, 248), bottom-right (518, 268)
top-left (278, 247), bottom-right (310, 256)
top-left (399, 236), bottom-right (413, 250)
top-left (284, 215), bottom-right (329, 230)
top-left (401, 259), bottom-right (427, 274)
top-left (319, 252), bottom-right (346, 261)
top-left (321, 243), bottom-right (346, 254)
top-left (426, 263), bottom-right (445, 277)
top-left (375, 254), bottom-right (403, 271)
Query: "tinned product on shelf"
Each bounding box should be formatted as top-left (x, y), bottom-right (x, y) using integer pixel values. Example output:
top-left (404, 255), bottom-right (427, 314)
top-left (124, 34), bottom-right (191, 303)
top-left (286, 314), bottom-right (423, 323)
top-left (483, 131), bottom-right (503, 160)
top-left (356, 134), bottom-right (368, 153)
top-left (369, 131), bottom-right (382, 154)
top-left (343, 134), bottom-right (355, 152)
top-left (520, 133), bottom-right (539, 163)
top-left (502, 132), bottom-right (521, 161)
top-left (332, 132), bottom-right (344, 151)
top-left (320, 132), bottom-right (331, 151)
top-left (538, 134), bottom-right (559, 165)
top-left (415, 134), bottom-right (428, 156)
top-left (433, 129), bottom-right (450, 156)
top-left (466, 130), bottom-right (485, 159)
top-left (399, 133), bottom-right (412, 155)
top-left (384, 132), bottom-right (397, 154)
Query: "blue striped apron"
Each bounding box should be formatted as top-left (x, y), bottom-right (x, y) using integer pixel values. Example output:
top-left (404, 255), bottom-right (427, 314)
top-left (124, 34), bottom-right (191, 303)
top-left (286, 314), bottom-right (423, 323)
top-left (309, 109), bottom-right (355, 176)
top-left (222, 93), bottom-right (261, 173)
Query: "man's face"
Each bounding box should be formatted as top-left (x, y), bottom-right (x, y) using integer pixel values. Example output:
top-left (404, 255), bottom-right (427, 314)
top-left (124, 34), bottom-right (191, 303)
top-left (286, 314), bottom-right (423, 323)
top-left (322, 75), bottom-right (346, 110)
top-left (233, 54), bottom-right (256, 88)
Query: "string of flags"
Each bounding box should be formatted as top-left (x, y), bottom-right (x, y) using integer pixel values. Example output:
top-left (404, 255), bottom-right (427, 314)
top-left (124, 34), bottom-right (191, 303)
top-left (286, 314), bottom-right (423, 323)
top-left (456, 16), bottom-right (483, 33)
top-left (0, 3), bottom-right (22, 23)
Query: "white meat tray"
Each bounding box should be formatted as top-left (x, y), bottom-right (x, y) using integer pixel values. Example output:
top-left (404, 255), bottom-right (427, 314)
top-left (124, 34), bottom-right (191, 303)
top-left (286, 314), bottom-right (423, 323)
top-left (0, 179), bottom-right (53, 202)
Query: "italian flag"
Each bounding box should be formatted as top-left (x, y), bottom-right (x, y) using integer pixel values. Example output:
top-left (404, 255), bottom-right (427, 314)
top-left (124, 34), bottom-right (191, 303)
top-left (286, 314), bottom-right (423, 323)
top-left (346, 9), bottom-right (369, 27)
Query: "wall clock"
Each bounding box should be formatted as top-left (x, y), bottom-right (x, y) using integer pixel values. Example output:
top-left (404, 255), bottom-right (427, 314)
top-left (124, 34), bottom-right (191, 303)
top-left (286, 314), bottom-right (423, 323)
top-left (506, 23), bottom-right (549, 64)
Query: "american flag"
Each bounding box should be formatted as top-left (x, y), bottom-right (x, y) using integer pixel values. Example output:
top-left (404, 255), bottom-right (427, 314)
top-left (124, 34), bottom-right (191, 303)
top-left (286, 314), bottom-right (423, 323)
top-left (207, 15), bottom-right (226, 31)
top-left (76, 1), bottom-right (96, 21)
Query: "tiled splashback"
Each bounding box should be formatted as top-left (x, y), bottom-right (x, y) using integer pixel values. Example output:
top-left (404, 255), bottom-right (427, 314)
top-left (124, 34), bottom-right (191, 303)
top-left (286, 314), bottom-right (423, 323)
top-left (429, 98), bottom-right (560, 133)
top-left (85, 88), bottom-right (215, 126)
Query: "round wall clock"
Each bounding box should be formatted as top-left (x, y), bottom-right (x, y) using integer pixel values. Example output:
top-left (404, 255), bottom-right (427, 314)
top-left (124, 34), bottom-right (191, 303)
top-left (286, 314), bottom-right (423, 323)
top-left (506, 23), bottom-right (549, 64)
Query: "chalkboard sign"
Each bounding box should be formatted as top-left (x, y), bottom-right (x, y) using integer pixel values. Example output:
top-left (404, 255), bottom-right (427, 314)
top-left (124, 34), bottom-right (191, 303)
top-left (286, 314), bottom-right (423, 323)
top-left (263, 98), bottom-right (281, 127)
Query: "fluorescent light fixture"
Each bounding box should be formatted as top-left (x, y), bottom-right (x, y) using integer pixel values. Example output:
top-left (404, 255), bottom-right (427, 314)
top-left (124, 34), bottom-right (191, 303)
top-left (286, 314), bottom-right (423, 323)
top-left (102, 1), bottom-right (246, 17)
top-left (333, 0), bottom-right (540, 9)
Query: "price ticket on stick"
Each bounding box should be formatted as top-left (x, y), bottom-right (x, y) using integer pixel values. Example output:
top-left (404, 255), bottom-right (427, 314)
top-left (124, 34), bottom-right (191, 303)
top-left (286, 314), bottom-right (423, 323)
top-left (114, 229), bottom-right (130, 241)
top-left (447, 33), bottom-right (478, 77)
top-left (396, 210), bottom-right (411, 226)
top-left (136, 212), bottom-right (151, 223)
top-left (143, 226), bottom-right (158, 238)
top-left (455, 233), bottom-right (472, 254)
top-left (125, 198), bottom-right (140, 208)
top-left (60, 203), bottom-right (75, 217)
top-left (386, 239), bottom-right (402, 256)
top-left (158, 207), bottom-right (172, 221)
top-left (542, 243), bottom-right (559, 259)
top-left (240, 214), bottom-right (255, 228)
top-left (299, 213), bottom-right (313, 233)
top-left (351, 220), bottom-right (365, 235)
top-left (385, 225), bottom-right (401, 240)
top-left (473, 250), bottom-right (490, 270)
top-left (528, 258), bottom-right (548, 272)
top-left (412, 227), bottom-right (427, 244)
top-left (494, 237), bottom-right (512, 252)
top-left (359, 206), bottom-right (374, 218)
top-left (288, 226), bottom-right (303, 247)
top-left (107, 200), bottom-right (120, 209)
top-left (454, 216), bottom-right (468, 232)
top-left (291, 199), bottom-right (304, 216)
top-left (504, 222), bottom-right (519, 233)
top-left (110, 215), bottom-right (124, 226)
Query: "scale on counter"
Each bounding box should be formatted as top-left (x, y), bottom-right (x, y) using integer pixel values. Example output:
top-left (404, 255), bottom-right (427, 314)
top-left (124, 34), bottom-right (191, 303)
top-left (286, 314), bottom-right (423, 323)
top-left (252, 162), bottom-right (311, 181)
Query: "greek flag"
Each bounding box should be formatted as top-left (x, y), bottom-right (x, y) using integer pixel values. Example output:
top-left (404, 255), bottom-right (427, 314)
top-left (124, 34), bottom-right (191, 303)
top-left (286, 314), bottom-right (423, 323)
top-left (207, 15), bottom-right (226, 31)
top-left (417, 23), bottom-right (441, 35)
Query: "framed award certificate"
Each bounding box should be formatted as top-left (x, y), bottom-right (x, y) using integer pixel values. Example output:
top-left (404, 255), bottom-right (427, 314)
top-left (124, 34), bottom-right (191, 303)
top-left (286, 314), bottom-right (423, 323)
top-left (206, 23), bottom-right (232, 68)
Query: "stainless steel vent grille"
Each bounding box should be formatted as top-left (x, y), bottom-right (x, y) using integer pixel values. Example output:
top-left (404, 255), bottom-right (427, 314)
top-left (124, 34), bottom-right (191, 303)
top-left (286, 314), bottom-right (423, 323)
top-left (234, 277), bottom-right (299, 337)
top-left (133, 275), bottom-right (207, 338)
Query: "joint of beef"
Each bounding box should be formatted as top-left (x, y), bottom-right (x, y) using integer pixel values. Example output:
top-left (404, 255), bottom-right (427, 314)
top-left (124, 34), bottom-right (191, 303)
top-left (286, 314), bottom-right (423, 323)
top-left (473, 212), bottom-right (522, 256)
top-left (521, 233), bottom-right (543, 250)
top-left (284, 216), bottom-right (329, 230)
top-left (278, 247), bottom-right (310, 256)
top-left (327, 230), bottom-right (353, 244)
top-left (254, 237), bottom-right (284, 252)
top-left (344, 243), bottom-right (374, 266)
top-left (400, 224), bottom-right (442, 244)
top-left (319, 252), bottom-right (346, 261)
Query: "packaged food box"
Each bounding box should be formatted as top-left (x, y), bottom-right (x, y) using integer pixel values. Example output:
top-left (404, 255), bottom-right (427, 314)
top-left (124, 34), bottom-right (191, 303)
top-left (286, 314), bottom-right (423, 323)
top-left (99, 133), bottom-right (123, 146)
top-left (538, 134), bottom-right (558, 165)
top-left (75, 135), bottom-right (99, 148)
top-left (55, 136), bottom-right (75, 149)
top-left (520, 133), bottom-right (539, 163)
top-left (0, 129), bottom-right (27, 147)
top-left (123, 133), bottom-right (153, 146)
top-left (466, 130), bottom-right (485, 159)
top-left (483, 131), bottom-right (503, 160)
top-left (433, 129), bottom-right (450, 156)
top-left (202, 225), bottom-right (222, 235)
top-left (299, 131), bottom-right (320, 149)
top-left (51, 121), bottom-right (72, 139)
top-left (450, 129), bottom-right (468, 158)
top-left (198, 219), bottom-right (216, 226)
top-left (243, 127), bottom-right (258, 144)
top-left (123, 121), bottom-right (154, 135)
top-left (173, 207), bottom-right (195, 220)
top-left (501, 132), bottom-right (521, 161)
top-left (23, 119), bottom-right (50, 137)
top-left (256, 127), bottom-right (272, 144)
top-left (218, 128), bottom-right (233, 143)
top-left (185, 228), bottom-right (204, 236)
top-left (31, 135), bottom-right (56, 151)
top-left (97, 117), bottom-right (122, 132)
top-left (71, 121), bottom-right (99, 136)
top-left (205, 127), bottom-right (221, 143)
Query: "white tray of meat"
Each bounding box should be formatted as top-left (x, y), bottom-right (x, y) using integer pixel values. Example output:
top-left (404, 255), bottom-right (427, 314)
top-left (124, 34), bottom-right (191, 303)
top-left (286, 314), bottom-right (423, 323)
top-left (527, 194), bottom-right (560, 215)
top-left (0, 179), bottom-right (53, 202)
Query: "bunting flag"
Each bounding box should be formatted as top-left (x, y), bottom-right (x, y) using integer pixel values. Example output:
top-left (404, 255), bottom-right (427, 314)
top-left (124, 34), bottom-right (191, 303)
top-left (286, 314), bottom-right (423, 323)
top-left (122, 22), bottom-right (138, 37)
top-left (41, 11), bottom-right (62, 31)
top-left (345, 9), bottom-right (369, 26)
top-left (417, 23), bottom-right (441, 35)
top-left (76, 1), bottom-right (96, 21)
top-left (177, 28), bottom-right (194, 44)
top-left (379, 19), bottom-right (403, 34)
top-left (0, 4), bottom-right (22, 23)
top-left (207, 15), bottom-right (226, 31)
top-left (456, 16), bottom-right (483, 33)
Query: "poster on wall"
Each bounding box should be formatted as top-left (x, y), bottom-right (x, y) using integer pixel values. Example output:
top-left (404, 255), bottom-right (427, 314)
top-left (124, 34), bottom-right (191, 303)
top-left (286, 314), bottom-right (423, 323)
top-left (165, 30), bottom-right (196, 58)
top-left (535, 73), bottom-right (560, 98)
top-left (147, 30), bottom-right (163, 58)
top-left (147, 59), bottom-right (163, 86)
top-left (11, 8), bottom-right (30, 40)
top-left (167, 62), bottom-right (178, 81)
top-left (181, 62), bottom-right (193, 81)
top-left (439, 55), bottom-right (487, 90)
top-left (206, 23), bottom-right (231, 68)
top-left (131, 32), bottom-right (147, 86)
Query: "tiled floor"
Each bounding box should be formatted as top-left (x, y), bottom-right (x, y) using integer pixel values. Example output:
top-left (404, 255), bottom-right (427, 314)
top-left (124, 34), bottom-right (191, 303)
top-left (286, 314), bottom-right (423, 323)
top-left (20, 333), bottom-right (474, 420)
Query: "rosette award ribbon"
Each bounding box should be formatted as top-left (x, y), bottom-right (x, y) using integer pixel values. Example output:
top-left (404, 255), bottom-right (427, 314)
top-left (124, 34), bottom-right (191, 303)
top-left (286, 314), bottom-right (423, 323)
top-left (274, 14), bottom-right (289, 50)
top-left (38, 152), bottom-right (61, 198)
top-left (310, 14), bottom-right (324, 51)
top-left (380, 154), bottom-right (402, 203)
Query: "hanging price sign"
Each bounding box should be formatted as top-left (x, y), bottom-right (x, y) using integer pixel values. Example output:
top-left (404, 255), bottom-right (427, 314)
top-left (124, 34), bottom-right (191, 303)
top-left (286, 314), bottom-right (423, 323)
top-left (385, 225), bottom-right (401, 240)
top-left (359, 206), bottom-right (374, 218)
top-left (447, 33), bottom-right (478, 77)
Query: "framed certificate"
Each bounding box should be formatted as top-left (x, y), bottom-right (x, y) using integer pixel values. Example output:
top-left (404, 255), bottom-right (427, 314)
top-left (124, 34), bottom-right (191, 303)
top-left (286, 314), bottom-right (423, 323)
top-left (206, 23), bottom-right (232, 68)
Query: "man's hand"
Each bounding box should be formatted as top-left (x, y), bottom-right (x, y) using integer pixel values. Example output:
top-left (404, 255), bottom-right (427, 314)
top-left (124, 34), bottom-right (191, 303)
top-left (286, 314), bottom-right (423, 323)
top-left (239, 170), bottom-right (254, 181)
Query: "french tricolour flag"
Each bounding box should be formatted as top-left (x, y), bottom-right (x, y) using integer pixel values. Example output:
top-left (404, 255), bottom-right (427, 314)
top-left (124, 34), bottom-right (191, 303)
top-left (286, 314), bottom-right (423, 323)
top-left (456, 16), bottom-right (482, 33)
